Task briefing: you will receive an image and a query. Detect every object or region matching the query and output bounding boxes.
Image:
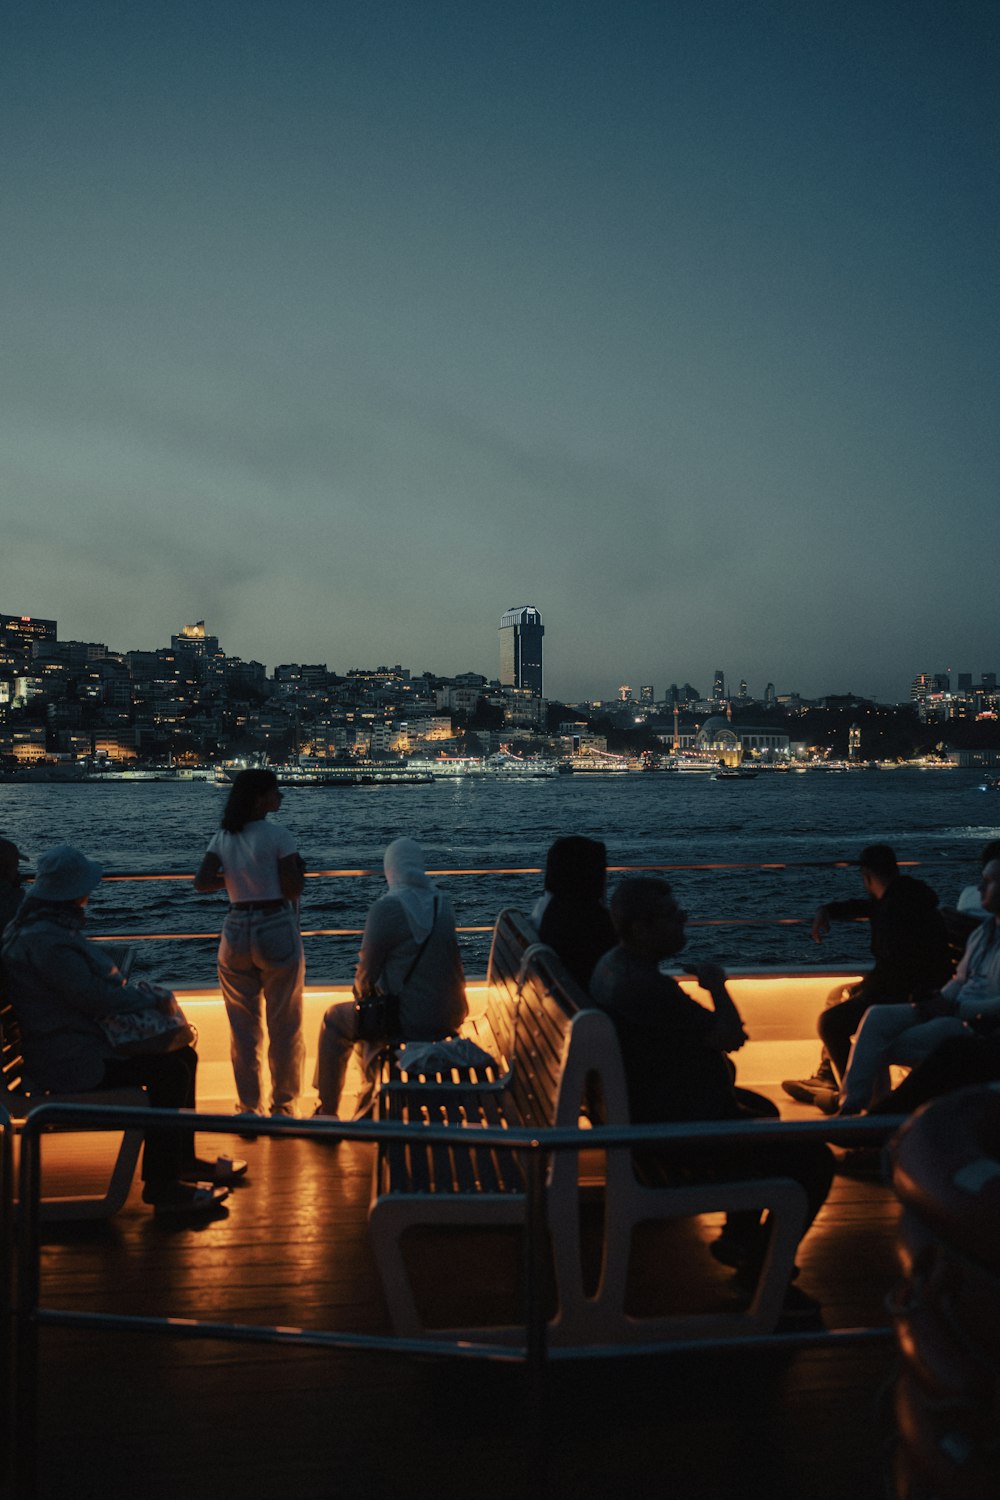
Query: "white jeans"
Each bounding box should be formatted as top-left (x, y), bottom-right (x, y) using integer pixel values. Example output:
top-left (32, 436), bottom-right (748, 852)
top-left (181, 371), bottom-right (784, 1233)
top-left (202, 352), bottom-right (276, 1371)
top-left (314, 1000), bottom-right (384, 1118)
top-left (218, 904), bottom-right (305, 1115)
top-left (839, 1003), bottom-right (968, 1113)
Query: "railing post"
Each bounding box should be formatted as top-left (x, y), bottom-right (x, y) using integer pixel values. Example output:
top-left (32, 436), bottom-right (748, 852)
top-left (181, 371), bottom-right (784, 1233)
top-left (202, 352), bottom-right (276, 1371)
top-left (522, 1140), bottom-right (549, 1390)
top-left (1, 1108), bottom-right (14, 1500)
top-left (14, 1121), bottom-right (42, 1500)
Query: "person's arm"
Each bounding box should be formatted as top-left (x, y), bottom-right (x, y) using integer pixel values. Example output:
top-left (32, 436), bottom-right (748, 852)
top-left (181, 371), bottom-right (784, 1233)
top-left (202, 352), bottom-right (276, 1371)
top-left (193, 851), bottom-right (225, 893)
top-left (278, 852), bottom-right (305, 905)
top-left (690, 962), bottom-right (748, 1052)
top-left (813, 897), bottom-right (870, 943)
top-left (352, 899), bottom-right (398, 999)
top-left (43, 936), bottom-right (157, 1017)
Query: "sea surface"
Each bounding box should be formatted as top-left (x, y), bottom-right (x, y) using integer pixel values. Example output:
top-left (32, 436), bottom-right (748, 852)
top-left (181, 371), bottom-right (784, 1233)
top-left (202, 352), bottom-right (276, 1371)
top-left (2, 769), bottom-right (997, 985)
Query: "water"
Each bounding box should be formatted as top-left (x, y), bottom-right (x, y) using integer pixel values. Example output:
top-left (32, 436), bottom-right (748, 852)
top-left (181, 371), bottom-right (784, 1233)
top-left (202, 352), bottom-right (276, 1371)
top-left (2, 770), bottom-right (997, 985)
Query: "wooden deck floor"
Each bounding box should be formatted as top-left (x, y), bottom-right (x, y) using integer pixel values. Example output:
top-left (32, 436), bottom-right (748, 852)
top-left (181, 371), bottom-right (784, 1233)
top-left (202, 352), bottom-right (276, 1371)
top-left (14, 1117), bottom-right (904, 1500)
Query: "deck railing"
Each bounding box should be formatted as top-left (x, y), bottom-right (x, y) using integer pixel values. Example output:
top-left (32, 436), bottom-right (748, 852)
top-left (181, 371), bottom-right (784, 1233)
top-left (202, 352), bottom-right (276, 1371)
top-left (5, 1101), bottom-right (904, 1500)
top-left (24, 856), bottom-right (939, 950)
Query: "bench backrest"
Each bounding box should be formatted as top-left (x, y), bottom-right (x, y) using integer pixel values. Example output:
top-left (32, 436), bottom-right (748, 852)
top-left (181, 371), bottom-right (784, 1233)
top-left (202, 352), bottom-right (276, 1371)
top-left (0, 995), bottom-right (29, 1106)
top-left (486, 909), bottom-right (613, 1131)
top-left (484, 908), bottom-right (539, 1068)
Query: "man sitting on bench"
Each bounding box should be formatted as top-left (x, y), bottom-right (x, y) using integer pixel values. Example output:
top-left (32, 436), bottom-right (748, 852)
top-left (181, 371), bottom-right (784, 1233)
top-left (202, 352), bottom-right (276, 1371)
top-left (591, 875), bottom-right (834, 1323)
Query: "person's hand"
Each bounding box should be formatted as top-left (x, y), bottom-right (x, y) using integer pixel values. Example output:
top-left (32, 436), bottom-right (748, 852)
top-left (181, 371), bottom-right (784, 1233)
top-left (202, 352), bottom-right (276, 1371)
top-left (692, 961), bottom-right (728, 994)
top-left (912, 990), bottom-right (953, 1021)
top-left (811, 906), bottom-right (831, 944)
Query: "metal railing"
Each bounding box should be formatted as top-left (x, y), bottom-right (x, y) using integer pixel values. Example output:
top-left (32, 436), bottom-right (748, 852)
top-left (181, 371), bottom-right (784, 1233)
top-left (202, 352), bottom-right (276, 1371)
top-left (4, 1102), bottom-right (904, 1500)
top-left (23, 856), bottom-right (930, 948)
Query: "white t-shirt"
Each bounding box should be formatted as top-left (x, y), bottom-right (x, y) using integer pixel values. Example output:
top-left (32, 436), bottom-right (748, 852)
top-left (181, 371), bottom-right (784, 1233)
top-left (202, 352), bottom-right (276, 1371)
top-left (207, 819), bottom-right (298, 903)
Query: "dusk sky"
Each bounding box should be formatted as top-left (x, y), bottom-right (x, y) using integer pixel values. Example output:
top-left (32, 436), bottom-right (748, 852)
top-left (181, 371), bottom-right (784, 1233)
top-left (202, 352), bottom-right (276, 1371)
top-left (3, 1), bottom-right (997, 704)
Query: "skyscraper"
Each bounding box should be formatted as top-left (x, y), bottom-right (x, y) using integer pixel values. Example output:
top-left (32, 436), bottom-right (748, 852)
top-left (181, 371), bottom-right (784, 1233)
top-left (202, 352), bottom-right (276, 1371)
top-left (499, 605), bottom-right (544, 696)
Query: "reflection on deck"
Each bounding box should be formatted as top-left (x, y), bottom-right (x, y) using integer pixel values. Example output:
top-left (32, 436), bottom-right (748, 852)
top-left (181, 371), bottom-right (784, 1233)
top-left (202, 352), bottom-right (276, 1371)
top-left (7, 969), bottom-right (907, 1500)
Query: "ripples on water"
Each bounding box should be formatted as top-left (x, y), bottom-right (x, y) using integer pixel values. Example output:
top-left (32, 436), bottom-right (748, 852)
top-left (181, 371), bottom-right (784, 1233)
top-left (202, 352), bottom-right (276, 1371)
top-left (2, 771), bottom-right (997, 985)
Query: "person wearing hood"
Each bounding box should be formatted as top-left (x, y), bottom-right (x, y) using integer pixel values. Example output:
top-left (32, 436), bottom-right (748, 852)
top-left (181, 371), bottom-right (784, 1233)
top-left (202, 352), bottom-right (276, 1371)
top-left (314, 837), bottom-right (467, 1118)
top-left (783, 843), bottom-right (952, 1111)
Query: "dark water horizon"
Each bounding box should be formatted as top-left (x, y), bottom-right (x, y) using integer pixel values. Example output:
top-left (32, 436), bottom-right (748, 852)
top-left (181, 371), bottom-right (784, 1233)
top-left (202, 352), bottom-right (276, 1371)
top-left (2, 769), bottom-right (997, 985)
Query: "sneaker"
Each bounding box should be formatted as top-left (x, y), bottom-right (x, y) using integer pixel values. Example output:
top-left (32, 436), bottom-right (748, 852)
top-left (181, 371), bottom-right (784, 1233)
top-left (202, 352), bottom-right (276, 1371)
top-left (781, 1077), bottom-right (839, 1108)
top-left (834, 1147), bottom-right (884, 1178)
top-left (775, 1283), bottom-right (823, 1328)
top-left (710, 1230), bottom-right (761, 1270)
top-left (179, 1155), bottom-right (249, 1186)
top-left (142, 1182), bottom-right (230, 1217)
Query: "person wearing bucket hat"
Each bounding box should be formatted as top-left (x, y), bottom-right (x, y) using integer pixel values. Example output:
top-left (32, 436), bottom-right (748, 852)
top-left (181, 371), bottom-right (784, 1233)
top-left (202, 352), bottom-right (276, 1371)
top-left (0, 836), bottom-right (28, 930)
top-left (2, 843), bottom-right (243, 1216)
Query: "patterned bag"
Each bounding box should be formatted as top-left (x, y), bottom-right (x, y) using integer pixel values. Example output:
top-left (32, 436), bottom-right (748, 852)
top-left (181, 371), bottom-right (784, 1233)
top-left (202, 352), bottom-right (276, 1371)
top-left (100, 984), bottom-right (197, 1056)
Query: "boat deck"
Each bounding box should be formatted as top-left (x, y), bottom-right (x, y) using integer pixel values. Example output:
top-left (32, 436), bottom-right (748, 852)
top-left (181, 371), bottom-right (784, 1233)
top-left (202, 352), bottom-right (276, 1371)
top-left (7, 976), bottom-right (905, 1500)
top-left (14, 1111), bottom-right (903, 1500)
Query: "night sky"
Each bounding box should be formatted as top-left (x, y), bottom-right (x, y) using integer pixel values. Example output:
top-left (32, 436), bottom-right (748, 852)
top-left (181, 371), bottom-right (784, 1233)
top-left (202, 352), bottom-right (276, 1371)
top-left (3, 1), bottom-right (997, 703)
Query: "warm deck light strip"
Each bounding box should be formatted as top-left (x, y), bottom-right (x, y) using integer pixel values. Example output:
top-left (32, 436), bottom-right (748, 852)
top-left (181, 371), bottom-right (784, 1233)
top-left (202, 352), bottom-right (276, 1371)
top-left (84, 857), bottom-right (929, 882)
top-left (87, 917), bottom-right (817, 943)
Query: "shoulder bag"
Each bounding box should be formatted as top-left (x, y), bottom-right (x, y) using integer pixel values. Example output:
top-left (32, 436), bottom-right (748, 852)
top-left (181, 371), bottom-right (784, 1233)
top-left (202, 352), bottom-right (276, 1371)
top-left (354, 898), bottom-right (438, 1044)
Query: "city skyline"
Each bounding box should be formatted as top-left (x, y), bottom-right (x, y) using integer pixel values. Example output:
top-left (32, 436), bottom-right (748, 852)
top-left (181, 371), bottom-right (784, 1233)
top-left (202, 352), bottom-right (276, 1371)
top-left (3, 3), bottom-right (997, 702)
top-left (3, 603), bottom-right (994, 710)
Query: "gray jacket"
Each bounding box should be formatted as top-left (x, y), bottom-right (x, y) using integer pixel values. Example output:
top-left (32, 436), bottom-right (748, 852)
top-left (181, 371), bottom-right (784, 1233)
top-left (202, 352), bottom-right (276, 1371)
top-left (2, 910), bottom-right (157, 1091)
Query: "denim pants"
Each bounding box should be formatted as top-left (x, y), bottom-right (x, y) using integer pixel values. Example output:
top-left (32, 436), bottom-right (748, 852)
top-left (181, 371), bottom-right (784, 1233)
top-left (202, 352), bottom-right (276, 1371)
top-left (839, 1004), bottom-right (969, 1113)
top-left (218, 904), bottom-right (305, 1115)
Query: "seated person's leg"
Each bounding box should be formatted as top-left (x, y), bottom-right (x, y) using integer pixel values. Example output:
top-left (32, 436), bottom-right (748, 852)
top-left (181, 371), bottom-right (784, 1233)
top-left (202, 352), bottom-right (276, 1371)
top-left (839, 1004), bottom-right (924, 1114)
top-left (871, 1034), bottom-right (1000, 1114)
top-left (102, 1047), bottom-right (198, 1186)
top-left (314, 1000), bottom-right (360, 1117)
top-left (818, 991), bottom-right (875, 1082)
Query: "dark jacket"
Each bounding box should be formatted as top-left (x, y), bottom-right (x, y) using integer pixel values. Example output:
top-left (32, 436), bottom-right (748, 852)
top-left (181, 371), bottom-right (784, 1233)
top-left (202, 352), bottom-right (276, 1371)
top-left (826, 874), bottom-right (952, 1002)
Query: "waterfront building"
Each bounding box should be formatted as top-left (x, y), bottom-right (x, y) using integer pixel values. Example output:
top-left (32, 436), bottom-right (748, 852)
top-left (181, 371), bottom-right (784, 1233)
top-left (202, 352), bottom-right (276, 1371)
top-left (0, 612), bottom-right (57, 666)
top-left (498, 605), bottom-right (544, 696)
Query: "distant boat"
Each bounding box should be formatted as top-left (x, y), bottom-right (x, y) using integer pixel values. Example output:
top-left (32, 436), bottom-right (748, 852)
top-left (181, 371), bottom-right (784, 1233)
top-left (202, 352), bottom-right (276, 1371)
top-left (714, 768), bottom-right (758, 781)
top-left (215, 759), bottom-right (433, 787)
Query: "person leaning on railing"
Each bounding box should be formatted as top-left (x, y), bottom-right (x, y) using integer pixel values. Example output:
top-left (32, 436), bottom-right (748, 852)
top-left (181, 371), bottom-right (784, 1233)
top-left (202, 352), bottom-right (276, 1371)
top-left (1, 844), bottom-right (244, 1217)
top-left (194, 768), bottom-right (306, 1119)
top-left (782, 843), bottom-right (952, 1113)
top-left (835, 857), bottom-right (1000, 1116)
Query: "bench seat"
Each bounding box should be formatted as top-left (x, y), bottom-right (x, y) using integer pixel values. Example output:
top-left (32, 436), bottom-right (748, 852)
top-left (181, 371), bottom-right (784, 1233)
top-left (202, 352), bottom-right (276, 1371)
top-left (1, 997), bottom-right (146, 1223)
top-left (368, 909), bottom-right (808, 1351)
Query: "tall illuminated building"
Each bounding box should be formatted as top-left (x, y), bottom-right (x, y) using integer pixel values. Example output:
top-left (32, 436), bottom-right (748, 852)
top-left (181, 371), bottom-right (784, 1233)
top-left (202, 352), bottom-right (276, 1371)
top-left (499, 605), bottom-right (544, 696)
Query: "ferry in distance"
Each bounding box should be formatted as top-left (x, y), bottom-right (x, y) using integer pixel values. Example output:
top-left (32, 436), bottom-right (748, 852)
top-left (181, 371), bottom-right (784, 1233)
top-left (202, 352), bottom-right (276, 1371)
top-left (214, 758), bottom-right (433, 787)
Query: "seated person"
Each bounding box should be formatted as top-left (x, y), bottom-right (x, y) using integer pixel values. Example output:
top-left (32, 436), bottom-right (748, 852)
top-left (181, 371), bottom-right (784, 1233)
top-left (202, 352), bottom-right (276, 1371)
top-left (314, 837), bottom-right (468, 1118)
top-left (535, 835), bottom-right (616, 993)
top-left (591, 876), bottom-right (834, 1321)
top-left (837, 856), bottom-right (1000, 1114)
top-left (783, 843), bottom-right (952, 1111)
top-left (0, 836), bottom-right (27, 930)
top-left (1, 844), bottom-right (244, 1217)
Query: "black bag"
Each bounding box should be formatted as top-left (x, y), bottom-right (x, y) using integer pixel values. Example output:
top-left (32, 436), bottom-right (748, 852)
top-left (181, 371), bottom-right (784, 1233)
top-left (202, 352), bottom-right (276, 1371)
top-left (354, 991), bottom-right (402, 1044)
top-left (352, 897), bottom-right (438, 1045)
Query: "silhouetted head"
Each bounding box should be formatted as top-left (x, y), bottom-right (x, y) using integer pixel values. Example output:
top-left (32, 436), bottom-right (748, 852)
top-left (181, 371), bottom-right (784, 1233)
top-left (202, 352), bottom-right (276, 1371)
top-left (543, 836), bottom-right (607, 903)
top-left (609, 875), bottom-right (687, 960)
top-left (221, 769), bottom-right (281, 833)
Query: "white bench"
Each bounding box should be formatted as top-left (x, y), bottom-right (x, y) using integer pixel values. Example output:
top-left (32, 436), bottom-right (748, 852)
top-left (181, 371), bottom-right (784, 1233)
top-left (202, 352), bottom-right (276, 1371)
top-left (368, 909), bottom-right (807, 1350)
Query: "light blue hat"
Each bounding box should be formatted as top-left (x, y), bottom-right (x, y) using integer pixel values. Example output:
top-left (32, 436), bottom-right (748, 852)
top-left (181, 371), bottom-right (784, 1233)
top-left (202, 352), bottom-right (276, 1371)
top-left (30, 845), bottom-right (103, 902)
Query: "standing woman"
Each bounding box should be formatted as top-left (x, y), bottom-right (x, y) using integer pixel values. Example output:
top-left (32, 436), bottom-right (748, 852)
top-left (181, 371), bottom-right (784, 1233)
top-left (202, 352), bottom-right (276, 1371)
top-left (194, 769), bottom-right (305, 1117)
